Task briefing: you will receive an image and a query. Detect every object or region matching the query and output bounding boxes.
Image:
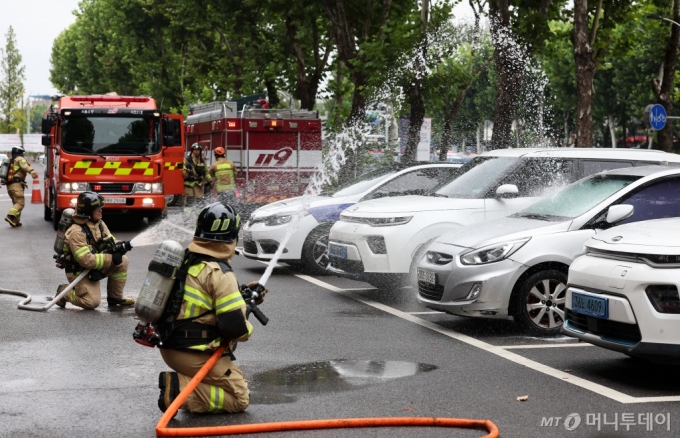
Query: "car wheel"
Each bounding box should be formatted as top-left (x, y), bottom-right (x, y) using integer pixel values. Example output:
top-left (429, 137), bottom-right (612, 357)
top-left (300, 224), bottom-right (332, 276)
top-left (51, 193), bottom-right (61, 231)
top-left (514, 270), bottom-right (567, 335)
top-left (165, 194), bottom-right (179, 207)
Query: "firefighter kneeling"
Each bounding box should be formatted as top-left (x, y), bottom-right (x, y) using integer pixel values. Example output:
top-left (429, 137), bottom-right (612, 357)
top-left (148, 202), bottom-right (267, 414)
top-left (56, 192), bottom-right (135, 309)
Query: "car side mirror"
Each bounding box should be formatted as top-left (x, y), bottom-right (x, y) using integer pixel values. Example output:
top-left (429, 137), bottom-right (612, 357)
top-left (41, 134), bottom-right (52, 147)
top-left (606, 204), bottom-right (634, 224)
top-left (496, 184), bottom-right (519, 198)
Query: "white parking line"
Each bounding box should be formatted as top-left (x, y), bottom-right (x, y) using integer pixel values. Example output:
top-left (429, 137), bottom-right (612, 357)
top-left (293, 274), bottom-right (680, 404)
top-left (499, 344), bottom-right (594, 349)
top-left (409, 311), bottom-right (443, 315)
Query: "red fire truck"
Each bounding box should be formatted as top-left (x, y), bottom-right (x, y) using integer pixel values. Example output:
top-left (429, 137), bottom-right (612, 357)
top-left (184, 101), bottom-right (322, 209)
top-left (41, 94), bottom-right (185, 229)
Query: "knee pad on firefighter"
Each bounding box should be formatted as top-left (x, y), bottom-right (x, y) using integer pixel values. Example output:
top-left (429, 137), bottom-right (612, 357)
top-left (88, 269), bottom-right (106, 282)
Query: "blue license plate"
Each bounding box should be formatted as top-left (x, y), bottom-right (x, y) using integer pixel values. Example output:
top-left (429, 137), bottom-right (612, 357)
top-left (572, 292), bottom-right (608, 319)
top-left (329, 244), bottom-right (347, 259)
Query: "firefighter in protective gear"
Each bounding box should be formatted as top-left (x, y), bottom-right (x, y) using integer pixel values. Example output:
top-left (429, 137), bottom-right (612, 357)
top-left (3, 146), bottom-right (38, 227)
top-left (208, 147), bottom-right (236, 204)
top-left (157, 202), bottom-right (267, 415)
top-left (182, 143), bottom-right (212, 207)
top-left (56, 191), bottom-right (135, 309)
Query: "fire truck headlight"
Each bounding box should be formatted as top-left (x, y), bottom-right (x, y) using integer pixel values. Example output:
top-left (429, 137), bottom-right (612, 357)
top-left (60, 182), bottom-right (89, 193)
top-left (134, 182), bottom-right (162, 193)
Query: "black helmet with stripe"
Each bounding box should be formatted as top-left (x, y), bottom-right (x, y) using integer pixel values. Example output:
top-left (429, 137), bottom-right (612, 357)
top-left (194, 202), bottom-right (241, 242)
top-left (75, 191), bottom-right (105, 219)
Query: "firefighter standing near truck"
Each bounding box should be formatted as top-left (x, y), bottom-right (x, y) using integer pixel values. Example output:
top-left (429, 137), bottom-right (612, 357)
top-left (208, 147), bottom-right (236, 204)
top-left (157, 202), bottom-right (267, 414)
top-left (182, 143), bottom-right (212, 207)
top-left (2, 146), bottom-right (38, 227)
top-left (56, 191), bottom-right (135, 309)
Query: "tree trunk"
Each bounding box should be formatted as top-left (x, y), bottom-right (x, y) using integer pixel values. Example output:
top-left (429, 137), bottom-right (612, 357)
top-left (651, 0), bottom-right (680, 152)
top-left (440, 111), bottom-right (451, 161)
top-left (573, 0), bottom-right (596, 147)
top-left (488, 4), bottom-right (523, 149)
top-left (403, 77), bottom-right (426, 164)
top-left (265, 80), bottom-right (280, 107)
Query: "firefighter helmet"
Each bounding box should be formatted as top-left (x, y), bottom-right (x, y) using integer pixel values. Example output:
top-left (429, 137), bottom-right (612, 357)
top-left (194, 202), bottom-right (241, 243)
top-left (214, 147), bottom-right (225, 156)
top-left (11, 146), bottom-right (24, 159)
top-left (190, 143), bottom-right (202, 151)
top-left (75, 191), bottom-right (105, 219)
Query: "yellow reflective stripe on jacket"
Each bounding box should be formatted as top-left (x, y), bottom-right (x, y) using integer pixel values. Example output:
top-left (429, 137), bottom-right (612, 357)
top-left (215, 163), bottom-right (235, 190)
top-left (183, 285), bottom-right (213, 311)
top-left (94, 253), bottom-right (105, 270)
top-left (187, 263), bottom-right (205, 277)
top-left (74, 246), bottom-right (91, 260)
top-left (215, 292), bottom-right (245, 315)
top-left (209, 386), bottom-right (225, 412)
top-left (109, 272), bottom-right (127, 281)
top-left (186, 336), bottom-right (222, 352)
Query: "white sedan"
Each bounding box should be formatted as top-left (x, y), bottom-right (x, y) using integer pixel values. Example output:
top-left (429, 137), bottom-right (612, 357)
top-left (241, 163), bottom-right (460, 274)
top-left (564, 218), bottom-right (680, 362)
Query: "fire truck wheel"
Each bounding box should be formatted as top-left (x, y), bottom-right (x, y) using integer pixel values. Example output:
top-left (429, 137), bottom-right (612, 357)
top-left (51, 193), bottom-right (61, 231)
top-left (165, 194), bottom-right (179, 207)
top-left (44, 203), bottom-right (51, 221)
top-left (300, 224), bottom-right (332, 276)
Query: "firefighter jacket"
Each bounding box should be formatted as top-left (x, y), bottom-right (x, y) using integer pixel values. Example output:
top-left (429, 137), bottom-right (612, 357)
top-left (7, 155), bottom-right (37, 184)
top-left (183, 155), bottom-right (212, 188)
top-left (63, 216), bottom-right (116, 273)
top-left (208, 157), bottom-right (236, 192)
top-left (165, 238), bottom-right (252, 353)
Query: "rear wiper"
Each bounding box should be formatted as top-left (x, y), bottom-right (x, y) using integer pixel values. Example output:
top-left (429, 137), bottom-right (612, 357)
top-left (64, 147), bottom-right (106, 160)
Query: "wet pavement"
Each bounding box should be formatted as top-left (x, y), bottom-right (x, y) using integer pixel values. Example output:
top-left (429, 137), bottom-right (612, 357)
top-left (1, 194), bottom-right (680, 437)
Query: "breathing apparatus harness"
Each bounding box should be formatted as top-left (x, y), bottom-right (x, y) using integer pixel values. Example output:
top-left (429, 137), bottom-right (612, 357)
top-left (133, 250), bottom-right (268, 353)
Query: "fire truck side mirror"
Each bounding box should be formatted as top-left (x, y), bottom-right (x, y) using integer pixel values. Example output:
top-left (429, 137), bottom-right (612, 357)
top-left (162, 119), bottom-right (181, 146)
top-left (41, 135), bottom-right (52, 147)
top-left (41, 117), bottom-right (55, 135)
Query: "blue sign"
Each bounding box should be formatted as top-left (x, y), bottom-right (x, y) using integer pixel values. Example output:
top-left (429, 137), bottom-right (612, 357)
top-left (649, 104), bottom-right (667, 130)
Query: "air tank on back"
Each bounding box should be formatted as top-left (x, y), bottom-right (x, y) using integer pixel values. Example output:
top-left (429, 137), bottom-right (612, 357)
top-left (54, 208), bottom-right (75, 255)
top-left (135, 240), bottom-right (184, 324)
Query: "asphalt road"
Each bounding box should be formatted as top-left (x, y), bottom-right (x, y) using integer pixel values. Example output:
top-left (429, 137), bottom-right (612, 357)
top-left (1, 179), bottom-right (679, 437)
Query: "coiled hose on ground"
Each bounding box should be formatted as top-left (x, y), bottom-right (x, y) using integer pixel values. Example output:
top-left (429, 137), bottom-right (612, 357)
top-left (0, 270), bottom-right (89, 311)
top-left (156, 345), bottom-right (500, 437)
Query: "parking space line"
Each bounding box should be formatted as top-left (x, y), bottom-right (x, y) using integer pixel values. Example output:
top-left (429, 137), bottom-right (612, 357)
top-left (499, 344), bottom-right (594, 349)
top-left (408, 311), bottom-right (443, 315)
top-left (294, 274), bottom-right (680, 404)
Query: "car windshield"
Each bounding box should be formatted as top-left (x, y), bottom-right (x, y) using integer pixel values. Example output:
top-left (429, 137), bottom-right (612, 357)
top-left (61, 115), bottom-right (161, 155)
top-left (515, 174), bottom-right (642, 221)
top-left (432, 157), bottom-right (518, 198)
top-left (326, 168), bottom-right (399, 197)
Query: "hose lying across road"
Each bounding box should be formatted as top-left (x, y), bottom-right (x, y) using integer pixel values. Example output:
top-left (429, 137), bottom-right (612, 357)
top-left (0, 270), bottom-right (89, 312)
top-left (155, 345), bottom-right (500, 438)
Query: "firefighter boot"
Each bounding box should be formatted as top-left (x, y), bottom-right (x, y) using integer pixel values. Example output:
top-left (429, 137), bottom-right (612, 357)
top-left (55, 284), bottom-right (68, 308)
top-left (4, 215), bottom-right (17, 227)
top-left (107, 297), bottom-right (135, 307)
top-left (158, 371), bottom-right (180, 416)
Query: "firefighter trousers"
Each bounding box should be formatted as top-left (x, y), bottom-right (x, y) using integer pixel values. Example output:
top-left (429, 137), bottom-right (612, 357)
top-left (6, 182), bottom-right (25, 221)
top-left (160, 348), bottom-right (250, 413)
top-left (183, 184), bottom-right (204, 207)
top-left (63, 255), bottom-right (129, 309)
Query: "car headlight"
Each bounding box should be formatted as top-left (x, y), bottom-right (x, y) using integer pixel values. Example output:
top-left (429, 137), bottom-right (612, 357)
top-left (460, 238), bottom-right (530, 265)
top-left (645, 285), bottom-right (680, 314)
top-left (59, 182), bottom-right (89, 193)
top-left (134, 182), bottom-right (163, 193)
top-left (340, 214), bottom-right (413, 227)
top-left (264, 215), bottom-right (292, 226)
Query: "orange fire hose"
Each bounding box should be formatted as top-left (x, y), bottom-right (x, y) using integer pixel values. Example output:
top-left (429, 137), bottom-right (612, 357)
top-left (156, 346), bottom-right (500, 437)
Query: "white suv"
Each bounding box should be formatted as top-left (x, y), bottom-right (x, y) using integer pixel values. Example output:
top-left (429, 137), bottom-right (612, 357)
top-left (328, 148), bottom-right (680, 287)
top-left (564, 218), bottom-right (680, 362)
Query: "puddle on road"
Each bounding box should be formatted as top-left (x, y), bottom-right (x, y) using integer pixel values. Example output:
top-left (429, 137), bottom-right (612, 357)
top-left (251, 360), bottom-right (437, 405)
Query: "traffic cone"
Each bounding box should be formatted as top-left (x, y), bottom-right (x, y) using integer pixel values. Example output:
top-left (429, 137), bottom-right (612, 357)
top-left (31, 177), bottom-right (42, 203)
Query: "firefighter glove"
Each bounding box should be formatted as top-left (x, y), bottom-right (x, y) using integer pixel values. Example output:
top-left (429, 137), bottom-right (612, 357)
top-left (88, 270), bottom-right (106, 282)
top-left (112, 251), bottom-right (123, 266)
top-left (31, 172), bottom-right (38, 179)
top-left (247, 281), bottom-right (268, 305)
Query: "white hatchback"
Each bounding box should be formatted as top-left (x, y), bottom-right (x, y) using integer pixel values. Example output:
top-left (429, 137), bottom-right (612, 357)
top-left (242, 163), bottom-right (460, 274)
top-left (563, 218), bottom-right (680, 362)
top-left (328, 148), bottom-right (680, 287)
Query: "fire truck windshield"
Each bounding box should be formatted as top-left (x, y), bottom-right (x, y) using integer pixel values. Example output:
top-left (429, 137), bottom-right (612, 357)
top-left (61, 115), bottom-right (160, 155)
